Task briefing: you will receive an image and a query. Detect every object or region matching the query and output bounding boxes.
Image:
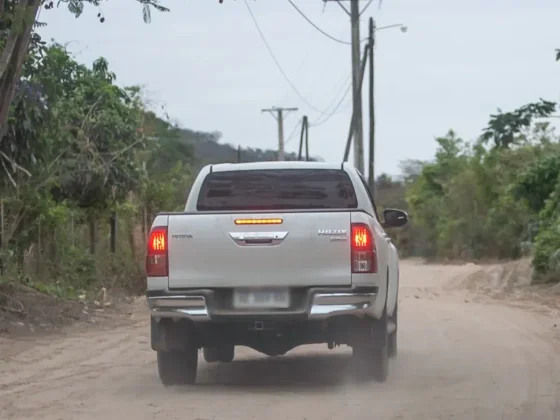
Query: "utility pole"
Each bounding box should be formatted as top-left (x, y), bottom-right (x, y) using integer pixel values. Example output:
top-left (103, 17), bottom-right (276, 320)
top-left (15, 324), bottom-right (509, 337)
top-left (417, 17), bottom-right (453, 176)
top-left (343, 41), bottom-right (369, 162)
top-left (350, 0), bottom-right (364, 173)
top-left (324, 0), bottom-right (366, 172)
top-left (262, 106), bottom-right (298, 161)
top-left (298, 116), bottom-right (310, 161)
top-left (305, 116), bottom-right (309, 161)
top-left (367, 17), bottom-right (375, 198)
top-left (326, 1), bottom-right (407, 188)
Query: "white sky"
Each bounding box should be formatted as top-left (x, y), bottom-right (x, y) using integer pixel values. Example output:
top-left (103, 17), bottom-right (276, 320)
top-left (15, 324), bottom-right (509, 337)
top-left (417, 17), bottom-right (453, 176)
top-left (39, 0), bottom-right (560, 176)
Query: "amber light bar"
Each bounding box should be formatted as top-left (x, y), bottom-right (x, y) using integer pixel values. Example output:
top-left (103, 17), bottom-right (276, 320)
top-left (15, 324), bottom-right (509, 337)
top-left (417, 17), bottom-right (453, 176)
top-left (234, 218), bottom-right (283, 225)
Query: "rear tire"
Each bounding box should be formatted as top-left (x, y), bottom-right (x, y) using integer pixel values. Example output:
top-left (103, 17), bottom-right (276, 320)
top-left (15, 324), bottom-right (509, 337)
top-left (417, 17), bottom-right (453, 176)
top-left (351, 309), bottom-right (389, 382)
top-left (352, 335), bottom-right (389, 382)
top-left (157, 346), bottom-right (198, 386)
top-left (388, 303), bottom-right (398, 358)
top-left (371, 339), bottom-right (389, 382)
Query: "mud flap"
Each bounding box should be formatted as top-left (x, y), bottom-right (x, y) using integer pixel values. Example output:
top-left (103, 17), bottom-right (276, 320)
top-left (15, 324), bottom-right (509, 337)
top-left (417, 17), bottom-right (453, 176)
top-left (372, 273), bottom-right (390, 348)
top-left (372, 306), bottom-right (388, 348)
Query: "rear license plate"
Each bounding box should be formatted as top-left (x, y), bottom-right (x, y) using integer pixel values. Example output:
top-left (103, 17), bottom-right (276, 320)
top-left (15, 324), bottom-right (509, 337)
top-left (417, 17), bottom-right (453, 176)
top-left (233, 288), bottom-right (290, 309)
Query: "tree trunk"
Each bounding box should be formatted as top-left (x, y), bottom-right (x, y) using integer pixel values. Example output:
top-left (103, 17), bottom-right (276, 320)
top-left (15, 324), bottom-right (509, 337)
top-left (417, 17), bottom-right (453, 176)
top-left (89, 214), bottom-right (97, 255)
top-left (16, 218), bottom-right (24, 276)
top-left (127, 215), bottom-right (136, 260)
top-left (35, 218), bottom-right (41, 274)
top-left (0, 33), bottom-right (18, 80)
top-left (109, 211), bottom-right (117, 253)
top-left (0, 0), bottom-right (41, 139)
top-left (48, 234), bottom-right (57, 273)
top-left (0, 197), bottom-right (4, 275)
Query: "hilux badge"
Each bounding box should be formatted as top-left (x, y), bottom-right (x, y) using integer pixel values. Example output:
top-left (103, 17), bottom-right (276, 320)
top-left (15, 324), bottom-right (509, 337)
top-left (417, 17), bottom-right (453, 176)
top-left (318, 229), bottom-right (348, 236)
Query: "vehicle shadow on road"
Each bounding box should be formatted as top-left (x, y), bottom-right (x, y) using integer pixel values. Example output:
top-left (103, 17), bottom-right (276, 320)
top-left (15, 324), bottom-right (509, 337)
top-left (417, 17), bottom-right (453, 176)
top-left (192, 352), bottom-right (357, 391)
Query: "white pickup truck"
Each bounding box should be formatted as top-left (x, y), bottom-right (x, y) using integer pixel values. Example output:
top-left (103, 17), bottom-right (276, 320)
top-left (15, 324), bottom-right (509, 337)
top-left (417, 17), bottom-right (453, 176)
top-left (146, 161), bottom-right (408, 386)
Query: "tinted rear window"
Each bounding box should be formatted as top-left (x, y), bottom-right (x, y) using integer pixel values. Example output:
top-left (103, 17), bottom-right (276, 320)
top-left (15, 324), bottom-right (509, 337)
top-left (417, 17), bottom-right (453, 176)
top-left (196, 169), bottom-right (358, 211)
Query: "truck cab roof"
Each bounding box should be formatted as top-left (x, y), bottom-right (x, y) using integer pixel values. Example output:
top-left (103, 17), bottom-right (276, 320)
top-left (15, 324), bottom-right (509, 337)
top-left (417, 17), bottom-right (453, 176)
top-left (208, 161), bottom-right (351, 173)
top-left (183, 160), bottom-right (376, 217)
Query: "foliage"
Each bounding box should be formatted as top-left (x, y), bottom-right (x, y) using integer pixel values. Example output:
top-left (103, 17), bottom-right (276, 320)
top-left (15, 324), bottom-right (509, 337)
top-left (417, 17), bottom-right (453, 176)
top-left (0, 39), bottom-right (307, 303)
top-left (513, 152), bottom-right (560, 213)
top-left (480, 100), bottom-right (556, 149)
top-left (400, 100), bottom-right (560, 284)
top-left (0, 0), bottom-right (172, 165)
top-left (47, 0), bottom-right (170, 24)
top-left (514, 149), bottom-right (560, 281)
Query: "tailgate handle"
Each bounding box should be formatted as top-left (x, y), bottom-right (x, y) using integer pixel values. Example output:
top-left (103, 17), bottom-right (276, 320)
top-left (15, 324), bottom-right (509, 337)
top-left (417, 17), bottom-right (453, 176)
top-left (245, 238), bottom-right (274, 245)
top-left (229, 231), bottom-right (288, 246)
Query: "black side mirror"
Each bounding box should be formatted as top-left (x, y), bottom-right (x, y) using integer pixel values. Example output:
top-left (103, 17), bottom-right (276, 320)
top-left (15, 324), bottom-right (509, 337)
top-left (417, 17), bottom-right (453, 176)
top-left (383, 208), bottom-right (408, 228)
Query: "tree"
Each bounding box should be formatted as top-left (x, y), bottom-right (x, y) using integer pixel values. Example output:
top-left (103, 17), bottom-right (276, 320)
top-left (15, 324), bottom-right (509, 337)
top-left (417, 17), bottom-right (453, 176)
top-left (0, 0), bottom-right (170, 151)
top-left (480, 99), bottom-right (556, 149)
top-left (0, 0), bottom-right (42, 144)
top-left (402, 99), bottom-right (560, 272)
top-left (0, 31), bottom-right (306, 302)
top-left (514, 153), bottom-right (560, 213)
top-left (0, 40), bottom-right (153, 279)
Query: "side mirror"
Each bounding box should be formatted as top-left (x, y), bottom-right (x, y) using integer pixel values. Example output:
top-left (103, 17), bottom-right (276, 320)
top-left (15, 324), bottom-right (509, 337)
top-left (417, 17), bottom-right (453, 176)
top-left (383, 208), bottom-right (408, 228)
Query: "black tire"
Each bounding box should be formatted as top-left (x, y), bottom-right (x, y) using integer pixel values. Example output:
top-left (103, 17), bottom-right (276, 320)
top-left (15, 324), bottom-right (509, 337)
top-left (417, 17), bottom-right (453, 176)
top-left (352, 309), bottom-right (389, 382)
top-left (388, 303), bottom-right (398, 358)
top-left (157, 346), bottom-right (198, 386)
top-left (217, 345), bottom-right (235, 363)
top-left (371, 337), bottom-right (389, 382)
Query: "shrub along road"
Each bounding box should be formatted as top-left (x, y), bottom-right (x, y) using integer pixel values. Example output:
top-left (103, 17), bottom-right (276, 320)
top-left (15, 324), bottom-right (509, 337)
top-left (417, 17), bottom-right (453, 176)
top-left (0, 260), bottom-right (559, 420)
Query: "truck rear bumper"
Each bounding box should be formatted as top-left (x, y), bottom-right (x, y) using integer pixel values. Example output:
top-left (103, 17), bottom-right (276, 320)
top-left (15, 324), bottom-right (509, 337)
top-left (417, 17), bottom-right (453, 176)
top-left (146, 287), bottom-right (381, 322)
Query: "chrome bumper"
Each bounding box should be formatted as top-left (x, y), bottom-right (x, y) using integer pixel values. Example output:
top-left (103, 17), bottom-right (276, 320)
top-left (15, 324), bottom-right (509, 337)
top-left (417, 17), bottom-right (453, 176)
top-left (147, 292), bottom-right (376, 322)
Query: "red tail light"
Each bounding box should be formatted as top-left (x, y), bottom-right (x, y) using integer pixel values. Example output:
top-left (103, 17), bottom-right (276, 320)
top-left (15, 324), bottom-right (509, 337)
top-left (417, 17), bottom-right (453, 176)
top-left (146, 226), bottom-right (168, 277)
top-left (351, 223), bottom-right (377, 273)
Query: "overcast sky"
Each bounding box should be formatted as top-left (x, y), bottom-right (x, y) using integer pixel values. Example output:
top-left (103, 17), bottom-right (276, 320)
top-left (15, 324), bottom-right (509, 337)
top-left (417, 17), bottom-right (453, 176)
top-left (39, 0), bottom-right (560, 176)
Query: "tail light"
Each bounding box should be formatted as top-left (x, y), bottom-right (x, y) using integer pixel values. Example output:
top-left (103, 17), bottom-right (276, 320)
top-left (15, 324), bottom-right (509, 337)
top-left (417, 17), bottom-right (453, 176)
top-left (351, 223), bottom-right (377, 273)
top-left (146, 226), bottom-right (168, 277)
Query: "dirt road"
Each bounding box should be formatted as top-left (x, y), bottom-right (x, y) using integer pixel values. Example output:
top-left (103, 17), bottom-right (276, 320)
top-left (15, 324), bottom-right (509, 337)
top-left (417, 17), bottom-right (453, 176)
top-left (1, 260), bottom-right (559, 420)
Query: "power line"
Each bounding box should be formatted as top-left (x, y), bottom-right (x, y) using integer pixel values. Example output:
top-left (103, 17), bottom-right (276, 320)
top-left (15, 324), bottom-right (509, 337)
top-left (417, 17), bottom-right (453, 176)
top-left (310, 79), bottom-right (352, 127)
top-left (279, 29), bottom-right (312, 104)
top-left (309, 73), bottom-right (352, 126)
top-left (283, 72), bottom-right (353, 133)
top-left (317, 71), bottom-right (352, 114)
top-left (287, 0), bottom-right (351, 45)
top-left (244, 0), bottom-right (329, 115)
top-left (246, 0), bottom-right (353, 124)
top-left (285, 120), bottom-right (302, 145)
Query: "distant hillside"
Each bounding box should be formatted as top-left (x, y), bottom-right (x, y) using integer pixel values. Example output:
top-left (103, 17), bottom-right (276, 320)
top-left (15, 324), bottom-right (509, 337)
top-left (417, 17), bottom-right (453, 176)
top-left (177, 127), bottom-right (319, 166)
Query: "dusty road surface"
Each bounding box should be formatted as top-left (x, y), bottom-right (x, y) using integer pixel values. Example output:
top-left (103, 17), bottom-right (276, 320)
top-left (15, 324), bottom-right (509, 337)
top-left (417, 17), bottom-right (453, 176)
top-left (1, 260), bottom-right (559, 420)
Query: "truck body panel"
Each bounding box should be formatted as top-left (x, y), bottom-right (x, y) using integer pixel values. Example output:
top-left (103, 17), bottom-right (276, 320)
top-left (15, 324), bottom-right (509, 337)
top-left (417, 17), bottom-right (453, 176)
top-left (167, 211), bottom-right (353, 289)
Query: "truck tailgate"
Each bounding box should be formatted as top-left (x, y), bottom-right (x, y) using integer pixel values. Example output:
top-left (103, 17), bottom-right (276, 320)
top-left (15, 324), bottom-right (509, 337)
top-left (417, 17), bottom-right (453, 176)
top-left (167, 212), bottom-right (352, 288)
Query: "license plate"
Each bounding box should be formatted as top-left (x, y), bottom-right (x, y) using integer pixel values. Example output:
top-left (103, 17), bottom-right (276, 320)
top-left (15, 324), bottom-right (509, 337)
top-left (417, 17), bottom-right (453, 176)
top-left (233, 288), bottom-right (290, 309)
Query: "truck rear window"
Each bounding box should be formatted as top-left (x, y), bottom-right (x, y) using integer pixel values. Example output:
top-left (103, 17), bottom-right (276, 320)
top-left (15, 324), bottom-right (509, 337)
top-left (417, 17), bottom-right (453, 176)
top-left (196, 169), bottom-right (358, 211)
